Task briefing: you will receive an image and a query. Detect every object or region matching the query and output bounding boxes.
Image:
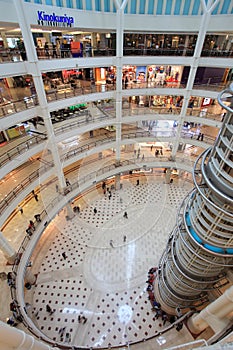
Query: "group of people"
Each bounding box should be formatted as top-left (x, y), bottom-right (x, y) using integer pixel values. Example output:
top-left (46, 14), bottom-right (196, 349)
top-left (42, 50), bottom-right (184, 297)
top-left (146, 267), bottom-right (184, 331)
top-left (58, 327), bottom-right (71, 343)
top-left (78, 314), bottom-right (87, 324)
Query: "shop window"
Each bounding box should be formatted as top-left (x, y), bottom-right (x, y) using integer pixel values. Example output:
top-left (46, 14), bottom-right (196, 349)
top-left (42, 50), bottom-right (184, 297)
top-left (139, 0), bottom-right (146, 14)
top-left (147, 0), bottom-right (154, 14)
top-left (95, 0), bottom-right (101, 11)
top-left (45, 0), bottom-right (53, 4)
top-left (86, 0), bottom-right (92, 10)
top-left (113, 2), bottom-right (116, 12)
top-left (104, 0), bottom-right (110, 12)
top-left (56, 0), bottom-right (63, 6)
top-left (156, 0), bottom-right (163, 15)
top-left (191, 0), bottom-right (200, 15)
top-left (66, 0), bottom-right (73, 7)
top-left (183, 0), bottom-right (191, 15)
top-left (76, 0), bottom-right (83, 9)
top-left (34, 0), bottom-right (42, 3)
top-left (165, 0), bottom-right (173, 15)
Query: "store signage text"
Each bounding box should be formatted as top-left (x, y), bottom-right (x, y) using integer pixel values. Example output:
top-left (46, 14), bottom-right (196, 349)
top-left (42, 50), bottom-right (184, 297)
top-left (37, 11), bottom-right (74, 27)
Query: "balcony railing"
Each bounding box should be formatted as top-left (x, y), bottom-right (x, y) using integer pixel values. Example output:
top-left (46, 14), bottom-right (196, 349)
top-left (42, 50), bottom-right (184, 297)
top-left (1, 47), bottom-right (233, 62)
top-left (0, 134), bottom-right (47, 168)
top-left (0, 143), bottom-right (196, 216)
top-left (0, 95), bottom-right (39, 117)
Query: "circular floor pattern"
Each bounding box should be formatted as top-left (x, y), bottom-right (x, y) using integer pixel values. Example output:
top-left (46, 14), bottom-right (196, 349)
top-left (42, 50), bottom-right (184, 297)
top-left (31, 178), bottom-right (192, 348)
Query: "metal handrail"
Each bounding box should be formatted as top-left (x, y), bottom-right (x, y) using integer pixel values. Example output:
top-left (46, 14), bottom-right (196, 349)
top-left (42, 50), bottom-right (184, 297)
top-left (0, 134), bottom-right (47, 167)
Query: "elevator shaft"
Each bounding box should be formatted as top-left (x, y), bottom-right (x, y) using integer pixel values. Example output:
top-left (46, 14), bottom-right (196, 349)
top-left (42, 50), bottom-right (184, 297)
top-left (156, 84), bottom-right (233, 312)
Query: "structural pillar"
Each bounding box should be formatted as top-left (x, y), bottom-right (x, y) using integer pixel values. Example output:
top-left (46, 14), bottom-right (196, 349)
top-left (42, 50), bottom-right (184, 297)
top-left (171, 0), bottom-right (220, 157)
top-left (114, 174), bottom-right (121, 190)
top-left (25, 269), bottom-right (36, 285)
top-left (114, 6), bottom-right (124, 161)
top-left (188, 286), bottom-right (233, 334)
top-left (165, 169), bottom-right (172, 184)
top-left (65, 203), bottom-right (75, 220)
top-left (0, 231), bottom-right (17, 264)
top-left (13, 0), bottom-right (66, 190)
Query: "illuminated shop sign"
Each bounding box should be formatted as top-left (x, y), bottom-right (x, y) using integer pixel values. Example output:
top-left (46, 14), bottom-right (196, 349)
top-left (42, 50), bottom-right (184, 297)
top-left (37, 11), bottom-right (74, 27)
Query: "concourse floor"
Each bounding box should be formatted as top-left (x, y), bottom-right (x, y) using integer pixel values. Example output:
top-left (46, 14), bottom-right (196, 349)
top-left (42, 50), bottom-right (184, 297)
top-left (21, 174), bottom-right (195, 348)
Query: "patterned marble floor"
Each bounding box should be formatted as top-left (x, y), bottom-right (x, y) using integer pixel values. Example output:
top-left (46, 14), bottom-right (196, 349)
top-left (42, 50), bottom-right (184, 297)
top-left (26, 175), bottom-right (194, 348)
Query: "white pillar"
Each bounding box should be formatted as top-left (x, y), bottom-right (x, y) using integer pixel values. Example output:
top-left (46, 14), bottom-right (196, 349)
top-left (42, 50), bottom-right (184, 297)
top-left (25, 269), bottom-right (36, 285)
top-left (115, 4), bottom-right (125, 161)
top-left (13, 0), bottom-right (37, 62)
top-left (0, 320), bottom-right (59, 350)
top-left (165, 169), bottom-right (172, 184)
top-left (188, 285), bottom-right (233, 334)
top-left (13, 0), bottom-right (66, 190)
top-left (65, 203), bottom-right (75, 220)
top-left (171, 0), bottom-right (219, 158)
top-left (182, 35), bottom-right (189, 56)
top-left (0, 231), bottom-right (17, 264)
top-left (114, 174), bottom-right (121, 190)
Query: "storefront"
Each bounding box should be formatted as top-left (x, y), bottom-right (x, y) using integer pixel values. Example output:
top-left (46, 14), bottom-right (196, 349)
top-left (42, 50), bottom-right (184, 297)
top-left (122, 64), bottom-right (183, 87)
top-left (6, 123), bottom-right (30, 140)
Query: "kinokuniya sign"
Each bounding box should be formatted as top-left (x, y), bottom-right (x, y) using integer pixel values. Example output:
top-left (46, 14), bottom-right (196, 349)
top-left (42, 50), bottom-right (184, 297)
top-left (37, 11), bottom-right (74, 27)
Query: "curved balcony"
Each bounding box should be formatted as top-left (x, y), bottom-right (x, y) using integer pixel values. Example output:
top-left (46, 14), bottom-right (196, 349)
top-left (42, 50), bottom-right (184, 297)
top-left (0, 147), bottom-right (197, 227)
top-left (0, 95), bottom-right (39, 118)
top-left (5, 158), bottom-right (195, 349)
top-left (0, 134), bottom-right (47, 169)
top-left (0, 82), bottom-right (227, 121)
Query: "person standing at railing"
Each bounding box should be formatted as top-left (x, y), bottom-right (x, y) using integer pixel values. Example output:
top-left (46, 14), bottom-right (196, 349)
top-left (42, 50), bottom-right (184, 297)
top-left (17, 39), bottom-right (27, 61)
top-left (44, 42), bottom-right (49, 58)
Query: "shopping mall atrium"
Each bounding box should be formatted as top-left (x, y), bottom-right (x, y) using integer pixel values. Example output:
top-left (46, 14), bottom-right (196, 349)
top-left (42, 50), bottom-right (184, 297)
top-left (0, 0), bottom-right (233, 349)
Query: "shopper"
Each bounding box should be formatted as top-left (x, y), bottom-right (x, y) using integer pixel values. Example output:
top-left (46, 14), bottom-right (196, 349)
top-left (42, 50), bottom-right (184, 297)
top-left (34, 214), bottom-right (41, 222)
top-left (65, 178), bottom-right (71, 186)
top-left (18, 205), bottom-right (23, 214)
top-left (62, 252), bottom-right (67, 260)
top-left (29, 221), bottom-right (35, 232)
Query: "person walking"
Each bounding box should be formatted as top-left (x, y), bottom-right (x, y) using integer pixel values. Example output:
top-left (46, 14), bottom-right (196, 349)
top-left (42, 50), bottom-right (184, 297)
top-left (65, 178), bottom-right (71, 186)
top-left (34, 214), bottom-right (41, 222)
top-left (123, 212), bottom-right (128, 219)
top-left (31, 190), bottom-right (38, 202)
top-left (123, 235), bottom-right (127, 242)
top-left (62, 252), bottom-right (67, 260)
top-left (162, 311), bottom-right (168, 326)
top-left (29, 221), bottom-right (35, 232)
top-left (46, 304), bottom-right (54, 315)
top-left (109, 240), bottom-right (114, 248)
